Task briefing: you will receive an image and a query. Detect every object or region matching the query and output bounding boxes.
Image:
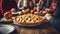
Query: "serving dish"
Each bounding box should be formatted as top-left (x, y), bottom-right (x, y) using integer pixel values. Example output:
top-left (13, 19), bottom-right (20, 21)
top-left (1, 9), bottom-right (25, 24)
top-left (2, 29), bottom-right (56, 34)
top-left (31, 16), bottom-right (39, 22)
top-left (0, 25), bottom-right (15, 33)
top-left (13, 14), bottom-right (45, 26)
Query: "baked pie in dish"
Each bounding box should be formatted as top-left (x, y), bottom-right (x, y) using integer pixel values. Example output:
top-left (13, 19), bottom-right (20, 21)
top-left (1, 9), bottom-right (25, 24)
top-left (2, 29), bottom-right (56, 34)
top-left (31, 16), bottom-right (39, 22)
top-left (13, 14), bottom-right (44, 25)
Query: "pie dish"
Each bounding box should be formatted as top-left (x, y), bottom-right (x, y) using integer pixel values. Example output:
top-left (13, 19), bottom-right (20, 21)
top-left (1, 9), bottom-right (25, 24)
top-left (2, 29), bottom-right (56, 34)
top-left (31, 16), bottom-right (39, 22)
top-left (13, 14), bottom-right (45, 26)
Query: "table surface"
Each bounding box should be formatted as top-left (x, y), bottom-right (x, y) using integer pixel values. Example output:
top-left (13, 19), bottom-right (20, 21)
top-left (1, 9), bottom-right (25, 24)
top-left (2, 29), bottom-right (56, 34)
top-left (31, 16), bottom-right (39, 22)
top-left (7, 23), bottom-right (59, 34)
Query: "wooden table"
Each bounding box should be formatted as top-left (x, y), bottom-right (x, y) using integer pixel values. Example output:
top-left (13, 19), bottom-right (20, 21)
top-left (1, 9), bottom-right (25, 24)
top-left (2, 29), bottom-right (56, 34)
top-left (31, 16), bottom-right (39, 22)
top-left (9, 23), bottom-right (60, 34)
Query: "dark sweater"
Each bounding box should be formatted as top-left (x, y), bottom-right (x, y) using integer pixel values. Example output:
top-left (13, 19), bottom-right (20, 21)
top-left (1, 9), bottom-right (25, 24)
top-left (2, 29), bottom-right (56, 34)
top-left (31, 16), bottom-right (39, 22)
top-left (2, 0), bottom-right (17, 15)
top-left (49, 0), bottom-right (60, 32)
top-left (54, 0), bottom-right (60, 18)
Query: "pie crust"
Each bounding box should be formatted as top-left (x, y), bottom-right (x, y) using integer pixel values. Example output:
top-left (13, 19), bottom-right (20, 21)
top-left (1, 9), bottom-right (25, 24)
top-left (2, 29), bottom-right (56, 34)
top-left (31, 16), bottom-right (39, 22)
top-left (13, 14), bottom-right (44, 25)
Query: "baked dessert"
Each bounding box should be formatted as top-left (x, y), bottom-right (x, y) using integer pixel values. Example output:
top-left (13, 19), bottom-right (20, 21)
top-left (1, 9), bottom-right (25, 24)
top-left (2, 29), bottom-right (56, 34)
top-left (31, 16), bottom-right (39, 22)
top-left (13, 14), bottom-right (44, 25)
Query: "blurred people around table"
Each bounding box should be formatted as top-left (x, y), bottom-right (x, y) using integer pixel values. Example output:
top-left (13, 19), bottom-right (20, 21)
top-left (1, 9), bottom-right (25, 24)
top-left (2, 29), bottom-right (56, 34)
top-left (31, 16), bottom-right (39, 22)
top-left (40, 0), bottom-right (57, 15)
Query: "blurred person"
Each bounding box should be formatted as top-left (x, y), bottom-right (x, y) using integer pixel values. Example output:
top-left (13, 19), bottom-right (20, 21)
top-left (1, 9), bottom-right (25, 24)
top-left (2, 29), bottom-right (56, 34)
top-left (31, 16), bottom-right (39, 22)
top-left (33, 0), bottom-right (50, 11)
top-left (41, 0), bottom-right (57, 14)
top-left (2, 0), bottom-right (17, 16)
top-left (17, 0), bottom-right (28, 10)
top-left (0, 0), bottom-right (3, 18)
top-left (44, 0), bottom-right (60, 32)
top-left (17, 0), bottom-right (34, 10)
top-left (32, 0), bottom-right (39, 5)
top-left (0, 0), bottom-right (2, 9)
top-left (28, 0), bottom-right (34, 10)
top-left (48, 0), bottom-right (57, 13)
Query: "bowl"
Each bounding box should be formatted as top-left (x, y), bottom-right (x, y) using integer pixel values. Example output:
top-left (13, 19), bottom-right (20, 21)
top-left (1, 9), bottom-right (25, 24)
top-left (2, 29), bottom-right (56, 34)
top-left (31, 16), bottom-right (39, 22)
top-left (0, 25), bottom-right (15, 34)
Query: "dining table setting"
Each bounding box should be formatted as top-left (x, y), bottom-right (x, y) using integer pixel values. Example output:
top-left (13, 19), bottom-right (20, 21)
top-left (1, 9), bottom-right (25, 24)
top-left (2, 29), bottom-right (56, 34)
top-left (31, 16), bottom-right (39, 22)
top-left (0, 0), bottom-right (60, 34)
top-left (0, 9), bottom-right (60, 34)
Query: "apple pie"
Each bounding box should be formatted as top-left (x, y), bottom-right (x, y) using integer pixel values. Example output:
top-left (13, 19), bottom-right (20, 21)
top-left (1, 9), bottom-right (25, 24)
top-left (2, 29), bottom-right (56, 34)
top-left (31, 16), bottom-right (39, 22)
top-left (13, 14), bottom-right (44, 25)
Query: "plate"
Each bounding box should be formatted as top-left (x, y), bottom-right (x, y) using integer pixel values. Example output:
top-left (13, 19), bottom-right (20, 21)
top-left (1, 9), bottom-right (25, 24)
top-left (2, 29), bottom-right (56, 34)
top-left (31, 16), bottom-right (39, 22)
top-left (13, 22), bottom-right (44, 26)
top-left (0, 25), bottom-right (15, 33)
top-left (0, 18), bottom-right (12, 22)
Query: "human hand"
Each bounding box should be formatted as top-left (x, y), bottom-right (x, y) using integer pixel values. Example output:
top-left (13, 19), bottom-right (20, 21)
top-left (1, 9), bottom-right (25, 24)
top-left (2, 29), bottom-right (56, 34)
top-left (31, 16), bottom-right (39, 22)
top-left (44, 13), bottom-right (52, 20)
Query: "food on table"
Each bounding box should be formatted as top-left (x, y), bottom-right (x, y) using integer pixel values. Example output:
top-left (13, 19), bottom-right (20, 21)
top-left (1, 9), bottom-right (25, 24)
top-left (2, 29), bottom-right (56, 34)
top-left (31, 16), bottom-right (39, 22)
top-left (31, 7), bottom-right (37, 14)
top-left (17, 11), bottom-right (22, 15)
top-left (17, 9), bottom-right (30, 15)
top-left (13, 14), bottom-right (44, 25)
top-left (22, 9), bottom-right (30, 14)
top-left (34, 12), bottom-right (37, 14)
top-left (4, 12), bottom-right (12, 19)
top-left (45, 8), bottom-right (50, 12)
top-left (17, 11), bottom-right (24, 15)
top-left (31, 10), bottom-right (34, 14)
